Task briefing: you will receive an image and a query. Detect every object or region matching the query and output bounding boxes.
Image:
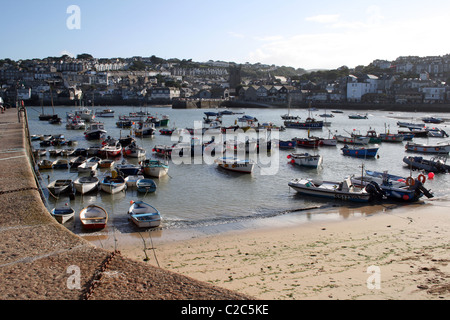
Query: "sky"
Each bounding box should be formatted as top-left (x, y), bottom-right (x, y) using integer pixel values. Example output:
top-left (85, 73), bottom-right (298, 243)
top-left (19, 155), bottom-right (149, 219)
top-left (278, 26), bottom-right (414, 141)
top-left (1, 0), bottom-right (450, 70)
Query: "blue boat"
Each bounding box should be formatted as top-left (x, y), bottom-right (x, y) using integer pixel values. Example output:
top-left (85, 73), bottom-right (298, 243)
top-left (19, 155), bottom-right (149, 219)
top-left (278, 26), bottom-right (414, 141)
top-left (115, 161), bottom-right (142, 177)
top-left (278, 139), bottom-right (296, 150)
top-left (284, 117), bottom-right (323, 130)
top-left (341, 145), bottom-right (379, 158)
top-left (136, 178), bottom-right (157, 193)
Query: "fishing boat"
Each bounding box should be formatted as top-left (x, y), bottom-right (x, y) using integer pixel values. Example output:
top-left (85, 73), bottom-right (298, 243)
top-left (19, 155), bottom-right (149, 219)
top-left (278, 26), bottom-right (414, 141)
top-left (75, 107), bottom-right (95, 122)
top-left (136, 178), bottom-right (158, 193)
top-left (134, 120), bottom-right (156, 137)
top-left (397, 121), bottom-right (425, 129)
top-left (79, 205), bottom-right (108, 230)
top-left (341, 145), bottom-right (379, 158)
top-left (123, 143), bottom-right (146, 158)
top-left (159, 128), bottom-right (178, 136)
top-left (353, 171), bottom-right (434, 202)
top-left (98, 140), bottom-right (122, 158)
top-left (37, 159), bottom-right (53, 170)
top-left (379, 133), bottom-right (404, 142)
top-left (403, 156), bottom-right (450, 173)
top-left (140, 159), bottom-right (169, 178)
top-left (149, 114), bottom-right (170, 127)
top-left (73, 176), bottom-right (99, 195)
top-left (294, 138), bottom-right (321, 148)
top-left (66, 117), bottom-right (86, 130)
top-left (215, 157), bottom-right (255, 173)
top-left (405, 142), bottom-right (450, 154)
top-left (51, 159), bottom-right (69, 169)
top-left (84, 122), bottom-right (107, 140)
top-left (335, 135), bottom-right (370, 145)
top-left (428, 129), bottom-right (449, 138)
top-left (361, 130), bottom-right (382, 143)
top-left (288, 177), bottom-right (381, 202)
top-left (100, 174), bottom-right (127, 194)
top-left (348, 113), bottom-right (368, 119)
top-left (287, 153), bottom-right (323, 168)
top-left (51, 203), bottom-right (75, 224)
top-left (95, 109), bottom-right (115, 118)
top-left (128, 201), bottom-right (161, 228)
top-left (422, 117), bottom-right (444, 124)
top-left (278, 139), bottom-right (296, 150)
top-left (48, 180), bottom-right (73, 196)
top-left (116, 119), bottom-right (133, 128)
top-left (284, 117), bottom-right (323, 130)
top-left (115, 161), bottom-right (142, 176)
top-left (124, 175), bottom-right (145, 187)
top-left (152, 145), bottom-right (174, 158)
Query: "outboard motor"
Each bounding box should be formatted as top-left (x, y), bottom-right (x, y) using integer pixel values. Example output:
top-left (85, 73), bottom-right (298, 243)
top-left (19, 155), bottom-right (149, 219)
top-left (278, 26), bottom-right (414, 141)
top-left (413, 179), bottom-right (434, 199)
top-left (365, 181), bottom-right (386, 200)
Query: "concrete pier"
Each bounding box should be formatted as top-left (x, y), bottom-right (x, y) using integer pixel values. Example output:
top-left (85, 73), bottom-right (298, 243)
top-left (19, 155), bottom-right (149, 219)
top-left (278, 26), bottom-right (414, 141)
top-left (0, 107), bottom-right (249, 300)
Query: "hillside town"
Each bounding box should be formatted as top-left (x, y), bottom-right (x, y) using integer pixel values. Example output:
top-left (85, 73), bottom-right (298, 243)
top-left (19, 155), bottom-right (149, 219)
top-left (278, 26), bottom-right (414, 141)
top-left (1, 53), bottom-right (450, 108)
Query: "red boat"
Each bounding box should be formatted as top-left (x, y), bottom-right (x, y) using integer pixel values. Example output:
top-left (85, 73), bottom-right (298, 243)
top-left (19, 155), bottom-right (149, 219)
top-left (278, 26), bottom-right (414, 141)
top-left (295, 138), bottom-right (321, 148)
top-left (80, 205), bottom-right (108, 230)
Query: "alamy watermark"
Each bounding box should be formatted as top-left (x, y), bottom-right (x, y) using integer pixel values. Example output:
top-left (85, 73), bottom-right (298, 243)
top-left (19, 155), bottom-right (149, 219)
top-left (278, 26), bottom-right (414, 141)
top-left (66, 5), bottom-right (81, 30)
top-left (367, 265), bottom-right (381, 290)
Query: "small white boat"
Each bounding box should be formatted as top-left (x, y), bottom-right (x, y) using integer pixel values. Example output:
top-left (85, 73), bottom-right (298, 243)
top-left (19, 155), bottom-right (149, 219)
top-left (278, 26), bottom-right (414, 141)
top-left (95, 108), bottom-right (115, 118)
top-left (123, 143), bottom-right (146, 158)
top-left (79, 205), bottom-right (108, 230)
top-left (215, 157), bottom-right (255, 173)
top-left (100, 175), bottom-right (127, 194)
top-left (288, 153), bottom-right (323, 168)
top-left (73, 176), bottom-right (99, 194)
top-left (288, 177), bottom-right (376, 202)
top-left (140, 159), bottom-right (169, 178)
top-left (51, 159), bottom-right (69, 169)
top-left (48, 180), bottom-right (73, 196)
top-left (51, 203), bottom-right (75, 224)
top-left (128, 201), bottom-right (161, 228)
top-left (124, 175), bottom-right (145, 187)
top-left (78, 161), bottom-right (98, 173)
top-left (98, 159), bottom-right (115, 168)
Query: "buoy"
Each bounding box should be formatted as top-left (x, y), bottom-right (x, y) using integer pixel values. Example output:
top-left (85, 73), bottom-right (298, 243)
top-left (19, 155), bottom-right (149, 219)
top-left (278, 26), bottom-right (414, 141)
top-left (405, 177), bottom-right (415, 186)
top-left (418, 174), bottom-right (426, 183)
top-left (287, 155), bottom-right (292, 159)
top-left (428, 172), bottom-right (435, 180)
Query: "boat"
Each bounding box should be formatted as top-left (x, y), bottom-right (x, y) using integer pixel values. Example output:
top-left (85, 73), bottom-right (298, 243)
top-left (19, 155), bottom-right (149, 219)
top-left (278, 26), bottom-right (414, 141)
top-left (422, 117), bottom-right (444, 124)
top-left (284, 117), bottom-right (323, 130)
top-left (125, 175), bottom-right (145, 187)
top-left (37, 159), bottom-right (53, 170)
top-left (115, 161), bottom-right (142, 177)
top-left (348, 113), bottom-right (368, 119)
top-left (140, 159), bottom-right (169, 178)
top-left (77, 160), bottom-right (98, 173)
top-left (98, 159), bottom-right (115, 168)
top-left (34, 149), bottom-right (47, 157)
top-left (84, 122), bottom-right (107, 140)
top-left (116, 119), bottom-right (133, 128)
top-left (66, 117), bottom-right (86, 130)
top-left (123, 143), bottom-right (146, 158)
top-left (75, 107), bottom-right (95, 122)
top-left (428, 129), bottom-right (449, 138)
top-left (118, 136), bottom-right (136, 147)
top-left (403, 156), bottom-right (450, 173)
top-left (353, 171), bottom-right (434, 201)
top-left (152, 145), bottom-right (174, 158)
top-left (69, 156), bottom-right (86, 168)
top-left (359, 130), bottom-right (382, 143)
top-left (281, 114), bottom-right (300, 120)
top-left (51, 159), bottom-right (70, 169)
top-left (379, 133), bottom-right (404, 142)
top-left (335, 135), bottom-right (370, 145)
top-left (48, 180), bottom-right (73, 196)
top-left (95, 109), bottom-right (115, 118)
top-left (159, 128), bottom-right (178, 136)
top-left (215, 157), bottom-right (255, 173)
top-left (51, 203), bottom-right (75, 224)
top-left (341, 145), bottom-right (379, 158)
top-left (294, 137), bottom-right (321, 148)
top-left (134, 120), bottom-right (156, 137)
top-left (331, 110), bottom-right (344, 114)
top-left (128, 201), bottom-right (161, 228)
top-left (136, 178), bottom-right (158, 193)
top-left (149, 114), bottom-right (170, 127)
top-left (405, 142), bottom-right (450, 154)
top-left (277, 139), bottom-right (296, 150)
top-left (287, 153), bottom-right (323, 168)
top-left (98, 139), bottom-right (122, 158)
top-left (73, 176), bottom-right (99, 195)
top-left (79, 205), bottom-right (108, 230)
top-left (288, 177), bottom-right (382, 202)
top-left (100, 174), bottom-right (127, 194)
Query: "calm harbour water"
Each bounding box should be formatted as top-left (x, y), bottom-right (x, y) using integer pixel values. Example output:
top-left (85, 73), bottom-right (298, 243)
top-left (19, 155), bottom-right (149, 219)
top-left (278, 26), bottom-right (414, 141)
top-left (27, 105), bottom-right (450, 243)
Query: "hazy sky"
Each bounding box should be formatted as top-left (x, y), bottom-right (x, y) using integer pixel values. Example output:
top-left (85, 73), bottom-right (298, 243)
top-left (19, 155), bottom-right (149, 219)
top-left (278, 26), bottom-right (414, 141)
top-left (1, 0), bottom-right (450, 70)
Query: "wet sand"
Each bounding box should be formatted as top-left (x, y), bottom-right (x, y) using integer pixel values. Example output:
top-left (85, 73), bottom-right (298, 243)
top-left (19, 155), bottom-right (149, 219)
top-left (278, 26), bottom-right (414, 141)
top-left (114, 200), bottom-right (450, 300)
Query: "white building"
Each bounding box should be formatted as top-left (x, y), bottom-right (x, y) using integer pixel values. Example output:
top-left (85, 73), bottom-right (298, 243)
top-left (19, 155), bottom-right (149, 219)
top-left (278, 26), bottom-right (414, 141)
top-left (346, 75), bottom-right (379, 102)
top-left (421, 87), bottom-right (446, 103)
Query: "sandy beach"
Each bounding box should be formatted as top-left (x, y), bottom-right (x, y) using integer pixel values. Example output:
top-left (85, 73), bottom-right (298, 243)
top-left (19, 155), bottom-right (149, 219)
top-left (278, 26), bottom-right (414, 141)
top-left (115, 199), bottom-right (450, 300)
